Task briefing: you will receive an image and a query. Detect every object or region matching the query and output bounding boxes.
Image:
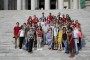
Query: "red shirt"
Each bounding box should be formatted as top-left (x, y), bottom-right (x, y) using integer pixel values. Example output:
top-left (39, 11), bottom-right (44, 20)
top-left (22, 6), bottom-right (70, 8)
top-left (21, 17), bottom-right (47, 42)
top-left (75, 23), bottom-right (81, 27)
top-left (46, 19), bottom-right (50, 24)
top-left (77, 23), bottom-right (81, 27)
top-left (49, 16), bottom-right (53, 22)
top-left (31, 19), bottom-right (36, 23)
top-left (27, 19), bottom-right (32, 23)
top-left (72, 23), bottom-right (76, 27)
top-left (14, 26), bottom-right (20, 36)
top-left (32, 17), bottom-right (38, 23)
top-left (62, 18), bottom-right (66, 22)
top-left (37, 30), bottom-right (42, 37)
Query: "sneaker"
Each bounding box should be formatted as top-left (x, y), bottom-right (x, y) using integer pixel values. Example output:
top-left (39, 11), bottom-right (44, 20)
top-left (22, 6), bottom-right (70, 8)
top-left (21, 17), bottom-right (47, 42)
top-left (28, 51), bottom-right (33, 53)
top-left (19, 49), bottom-right (23, 51)
top-left (75, 52), bottom-right (79, 55)
top-left (33, 48), bottom-right (35, 50)
top-left (65, 52), bottom-right (69, 54)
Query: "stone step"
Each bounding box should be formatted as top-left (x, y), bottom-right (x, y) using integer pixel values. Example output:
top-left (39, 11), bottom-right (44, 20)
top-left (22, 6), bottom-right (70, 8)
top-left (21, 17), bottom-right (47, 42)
top-left (0, 10), bottom-right (90, 60)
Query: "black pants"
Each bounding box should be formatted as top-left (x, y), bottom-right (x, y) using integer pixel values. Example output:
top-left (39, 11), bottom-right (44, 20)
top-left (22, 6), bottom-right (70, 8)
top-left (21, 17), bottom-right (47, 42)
top-left (52, 41), bottom-right (54, 49)
top-left (62, 42), bottom-right (65, 47)
top-left (19, 37), bottom-right (24, 49)
top-left (78, 37), bottom-right (82, 49)
top-left (28, 39), bottom-right (34, 52)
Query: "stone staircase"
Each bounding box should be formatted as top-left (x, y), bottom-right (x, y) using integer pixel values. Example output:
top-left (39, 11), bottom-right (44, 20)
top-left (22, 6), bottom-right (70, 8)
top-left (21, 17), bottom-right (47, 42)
top-left (0, 9), bottom-right (90, 60)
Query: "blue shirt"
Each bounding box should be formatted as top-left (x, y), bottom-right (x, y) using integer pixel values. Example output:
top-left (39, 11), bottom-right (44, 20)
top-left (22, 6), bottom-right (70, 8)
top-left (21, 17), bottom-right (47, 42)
top-left (53, 27), bottom-right (58, 37)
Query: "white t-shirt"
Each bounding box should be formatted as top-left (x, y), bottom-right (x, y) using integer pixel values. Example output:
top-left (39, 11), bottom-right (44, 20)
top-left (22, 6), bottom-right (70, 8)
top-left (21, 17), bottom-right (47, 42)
top-left (19, 29), bottom-right (25, 37)
top-left (60, 15), bottom-right (63, 18)
top-left (41, 22), bottom-right (45, 27)
top-left (73, 28), bottom-right (78, 38)
top-left (53, 27), bottom-right (58, 37)
top-left (42, 24), bottom-right (50, 33)
top-left (37, 22), bottom-right (45, 27)
top-left (50, 25), bottom-right (54, 30)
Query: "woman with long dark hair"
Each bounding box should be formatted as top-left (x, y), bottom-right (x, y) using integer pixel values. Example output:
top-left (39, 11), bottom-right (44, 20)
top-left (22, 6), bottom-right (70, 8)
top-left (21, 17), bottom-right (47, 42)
top-left (18, 25), bottom-right (25, 49)
top-left (67, 27), bottom-right (75, 58)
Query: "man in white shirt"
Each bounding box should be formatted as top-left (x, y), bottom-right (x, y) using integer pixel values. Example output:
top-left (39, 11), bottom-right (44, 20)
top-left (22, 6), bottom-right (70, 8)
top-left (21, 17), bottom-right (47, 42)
top-left (37, 18), bottom-right (45, 27)
top-left (73, 27), bottom-right (79, 54)
top-left (42, 22), bottom-right (50, 44)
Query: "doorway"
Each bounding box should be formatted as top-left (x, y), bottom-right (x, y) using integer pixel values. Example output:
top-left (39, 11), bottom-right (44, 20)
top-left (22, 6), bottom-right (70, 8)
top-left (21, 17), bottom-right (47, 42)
top-left (39, 0), bottom-right (44, 9)
top-left (50, 0), bottom-right (56, 9)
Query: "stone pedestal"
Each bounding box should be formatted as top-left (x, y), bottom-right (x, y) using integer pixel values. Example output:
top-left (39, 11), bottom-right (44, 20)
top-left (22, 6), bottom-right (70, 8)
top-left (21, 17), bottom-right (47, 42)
top-left (17, 0), bottom-right (21, 10)
top-left (73, 0), bottom-right (78, 9)
top-left (58, 0), bottom-right (64, 9)
top-left (22, 0), bottom-right (26, 10)
top-left (31, 0), bottom-right (35, 10)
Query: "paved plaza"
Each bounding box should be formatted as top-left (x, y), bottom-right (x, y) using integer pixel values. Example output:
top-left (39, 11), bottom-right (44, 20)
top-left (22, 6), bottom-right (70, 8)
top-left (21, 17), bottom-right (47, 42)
top-left (0, 8), bottom-right (90, 60)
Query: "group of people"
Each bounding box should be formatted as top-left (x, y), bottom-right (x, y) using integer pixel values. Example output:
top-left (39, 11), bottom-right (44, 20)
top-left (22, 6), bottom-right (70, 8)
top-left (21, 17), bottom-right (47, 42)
top-left (13, 12), bottom-right (83, 58)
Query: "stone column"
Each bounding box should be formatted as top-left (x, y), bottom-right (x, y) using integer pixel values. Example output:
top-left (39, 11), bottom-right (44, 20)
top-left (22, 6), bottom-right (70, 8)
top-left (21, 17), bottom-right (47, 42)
top-left (4, 0), bottom-right (8, 10)
top-left (58, 0), bottom-right (64, 9)
top-left (17, 0), bottom-right (21, 10)
top-left (68, 0), bottom-right (72, 9)
top-left (31, 0), bottom-right (35, 10)
top-left (45, 0), bottom-right (50, 10)
top-left (70, 0), bottom-right (73, 9)
top-left (22, 0), bottom-right (26, 10)
top-left (73, 0), bottom-right (78, 9)
top-left (56, 0), bottom-right (58, 9)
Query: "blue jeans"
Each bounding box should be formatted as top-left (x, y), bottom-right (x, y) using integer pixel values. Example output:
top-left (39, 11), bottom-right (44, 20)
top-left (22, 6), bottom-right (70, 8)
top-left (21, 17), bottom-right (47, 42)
top-left (25, 37), bottom-right (28, 50)
top-left (63, 40), bottom-right (69, 53)
top-left (44, 33), bottom-right (48, 44)
top-left (80, 40), bottom-right (82, 49)
top-left (74, 39), bottom-right (79, 54)
top-left (47, 39), bottom-right (52, 48)
top-left (79, 37), bottom-right (82, 49)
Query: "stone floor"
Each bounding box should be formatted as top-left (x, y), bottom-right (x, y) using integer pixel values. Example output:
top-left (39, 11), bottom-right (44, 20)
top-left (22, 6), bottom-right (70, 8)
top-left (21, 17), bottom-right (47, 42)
top-left (0, 7), bottom-right (90, 60)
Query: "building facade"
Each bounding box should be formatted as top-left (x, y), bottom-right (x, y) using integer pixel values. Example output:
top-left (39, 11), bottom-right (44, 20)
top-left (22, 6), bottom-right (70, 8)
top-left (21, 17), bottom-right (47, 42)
top-left (0, 0), bottom-right (85, 10)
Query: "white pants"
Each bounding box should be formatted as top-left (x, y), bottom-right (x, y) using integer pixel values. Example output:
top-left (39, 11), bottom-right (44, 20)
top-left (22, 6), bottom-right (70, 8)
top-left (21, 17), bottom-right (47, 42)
top-left (37, 37), bottom-right (42, 49)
